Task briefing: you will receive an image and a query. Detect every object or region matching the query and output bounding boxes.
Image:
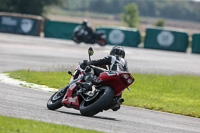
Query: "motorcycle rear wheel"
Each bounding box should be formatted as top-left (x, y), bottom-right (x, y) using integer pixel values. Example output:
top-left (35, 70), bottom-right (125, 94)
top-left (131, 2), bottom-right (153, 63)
top-left (97, 40), bottom-right (106, 46)
top-left (79, 86), bottom-right (114, 117)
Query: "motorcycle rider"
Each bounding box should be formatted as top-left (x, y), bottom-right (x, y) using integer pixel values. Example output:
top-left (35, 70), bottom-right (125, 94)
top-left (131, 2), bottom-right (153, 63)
top-left (87, 46), bottom-right (128, 72)
top-left (78, 46), bottom-right (128, 90)
top-left (81, 19), bottom-right (94, 43)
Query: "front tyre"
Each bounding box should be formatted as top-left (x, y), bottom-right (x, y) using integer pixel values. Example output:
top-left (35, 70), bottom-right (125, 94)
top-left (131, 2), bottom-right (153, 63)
top-left (80, 86), bottom-right (114, 117)
top-left (47, 89), bottom-right (65, 110)
top-left (73, 36), bottom-right (81, 44)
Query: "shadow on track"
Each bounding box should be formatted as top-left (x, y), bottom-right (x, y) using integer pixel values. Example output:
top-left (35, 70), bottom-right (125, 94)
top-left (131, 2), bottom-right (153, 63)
top-left (56, 110), bottom-right (120, 122)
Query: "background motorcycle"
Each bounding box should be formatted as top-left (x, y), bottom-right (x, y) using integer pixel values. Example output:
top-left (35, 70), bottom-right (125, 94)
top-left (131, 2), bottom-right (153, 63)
top-left (47, 47), bottom-right (134, 116)
top-left (73, 25), bottom-right (107, 46)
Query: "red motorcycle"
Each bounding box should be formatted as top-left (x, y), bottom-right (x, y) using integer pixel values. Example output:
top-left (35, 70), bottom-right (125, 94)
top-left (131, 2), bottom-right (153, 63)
top-left (47, 47), bottom-right (134, 116)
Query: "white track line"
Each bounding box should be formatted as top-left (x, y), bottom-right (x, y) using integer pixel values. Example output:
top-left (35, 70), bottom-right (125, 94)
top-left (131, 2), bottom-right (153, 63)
top-left (0, 73), bottom-right (58, 92)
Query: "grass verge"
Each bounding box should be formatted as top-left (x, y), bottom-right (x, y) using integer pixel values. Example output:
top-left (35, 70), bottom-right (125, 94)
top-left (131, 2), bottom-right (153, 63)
top-left (0, 115), bottom-right (102, 133)
top-left (6, 70), bottom-right (200, 118)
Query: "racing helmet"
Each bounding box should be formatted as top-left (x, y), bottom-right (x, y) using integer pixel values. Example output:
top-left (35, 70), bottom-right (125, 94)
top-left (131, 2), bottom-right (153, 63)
top-left (82, 19), bottom-right (88, 26)
top-left (110, 46), bottom-right (125, 58)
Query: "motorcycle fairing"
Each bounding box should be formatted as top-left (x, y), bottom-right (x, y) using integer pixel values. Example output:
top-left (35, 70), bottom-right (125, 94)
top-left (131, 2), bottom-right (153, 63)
top-left (61, 79), bottom-right (82, 110)
top-left (97, 72), bottom-right (127, 96)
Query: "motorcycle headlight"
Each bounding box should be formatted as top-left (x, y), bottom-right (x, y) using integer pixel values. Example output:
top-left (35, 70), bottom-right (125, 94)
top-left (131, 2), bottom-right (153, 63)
top-left (124, 74), bottom-right (129, 79)
top-left (128, 78), bottom-right (133, 84)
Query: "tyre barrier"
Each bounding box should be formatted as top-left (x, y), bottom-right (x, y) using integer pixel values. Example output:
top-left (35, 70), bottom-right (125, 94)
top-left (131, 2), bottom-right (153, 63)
top-left (0, 12), bottom-right (43, 36)
top-left (44, 20), bottom-right (80, 40)
top-left (144, 27), bottom-right (189, 52)
top-left (96, 26), bottom-right (141, 47)
top-left (192, 33), bottom-right (200, 54)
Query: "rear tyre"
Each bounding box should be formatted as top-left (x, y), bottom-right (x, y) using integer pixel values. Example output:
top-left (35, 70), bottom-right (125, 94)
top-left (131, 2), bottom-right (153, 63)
top-left (47, 89), bottom-right (65, 110)
top-left (79, 86), bottom-right (114, 117)
top-left (97, 39), bottom-right (106, 46)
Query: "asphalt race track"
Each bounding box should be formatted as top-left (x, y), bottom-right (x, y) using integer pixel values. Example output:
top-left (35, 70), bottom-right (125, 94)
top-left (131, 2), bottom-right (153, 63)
top-left (0, 33), bottom-right (200, 133)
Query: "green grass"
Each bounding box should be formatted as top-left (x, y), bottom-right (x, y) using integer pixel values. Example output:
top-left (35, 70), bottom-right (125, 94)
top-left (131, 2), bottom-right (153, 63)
top-left (8, 70), bottom-right (71, 89)
top-left (123, 73), bottom-right (200, 118)
top-left (0, 115), bottom-right (102, 133)
top-left (6, 70), bottom-right (200, 118)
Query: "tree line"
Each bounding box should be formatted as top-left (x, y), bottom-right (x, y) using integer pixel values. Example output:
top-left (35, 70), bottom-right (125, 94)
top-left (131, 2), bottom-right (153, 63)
top-left (64, 0), bottom-right (200, 22)
top-left (0, 0), bottom-right (62, 16)
top-left (0, 0), bottom-right (200, 22)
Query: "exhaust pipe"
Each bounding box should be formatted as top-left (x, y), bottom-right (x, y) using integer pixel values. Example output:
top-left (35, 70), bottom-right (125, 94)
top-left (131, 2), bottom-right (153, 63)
top-left (117, 98), bottom-right (124, 105)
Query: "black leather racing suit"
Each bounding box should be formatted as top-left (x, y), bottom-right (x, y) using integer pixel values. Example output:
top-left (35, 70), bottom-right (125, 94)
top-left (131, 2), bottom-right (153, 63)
top-left (81, 24), bottom-right (94, 43)
top-left (88, 55), bottom-right (128, 75)
top-left (82, 55), bottom-right (128, 83)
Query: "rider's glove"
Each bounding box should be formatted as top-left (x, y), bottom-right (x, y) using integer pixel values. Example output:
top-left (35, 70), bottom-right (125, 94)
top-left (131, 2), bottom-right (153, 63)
top-left (83, 60), bottom-right (88, 65)
top-left (80, 60), bottom-right (88, 69)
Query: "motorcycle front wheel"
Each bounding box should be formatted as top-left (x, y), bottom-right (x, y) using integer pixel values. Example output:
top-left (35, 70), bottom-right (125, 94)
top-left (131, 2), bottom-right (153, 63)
top-left (79, 86), bottom-right (114, 117)
top-left (47, 88), bottom-right (65, 110)
top-left (73, 36), bottom-right (81, 44)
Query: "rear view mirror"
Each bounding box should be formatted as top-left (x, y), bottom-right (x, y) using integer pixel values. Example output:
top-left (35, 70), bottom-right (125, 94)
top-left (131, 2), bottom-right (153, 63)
top-left (88, 47), bottom-right (94, 56)
top-left (88, 47), bottom-right (94, 61)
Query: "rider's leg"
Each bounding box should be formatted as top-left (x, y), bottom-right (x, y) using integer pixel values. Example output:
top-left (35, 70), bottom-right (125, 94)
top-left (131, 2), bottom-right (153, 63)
top-left (76, 67), bottom-right (94, 91)
top-left (77, 66), bottom-right (106, 91)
